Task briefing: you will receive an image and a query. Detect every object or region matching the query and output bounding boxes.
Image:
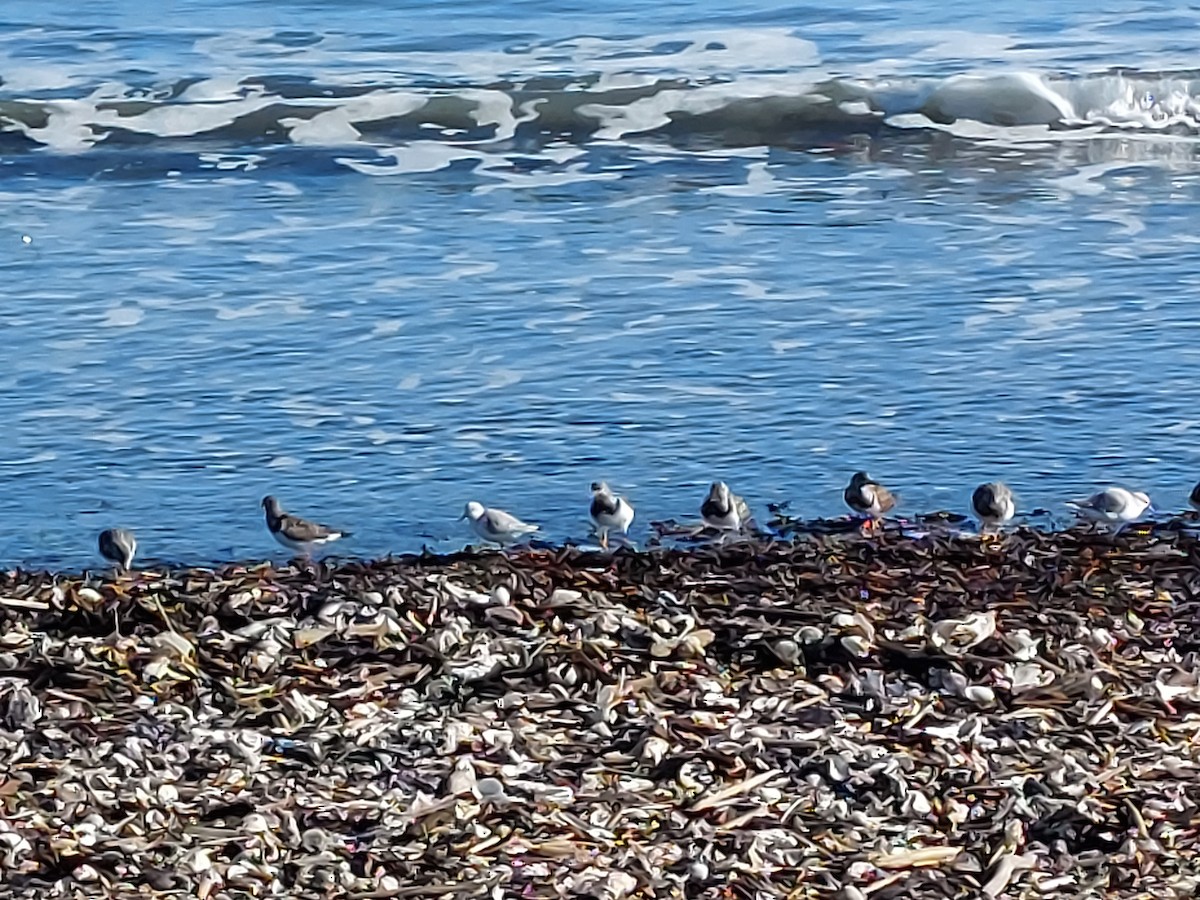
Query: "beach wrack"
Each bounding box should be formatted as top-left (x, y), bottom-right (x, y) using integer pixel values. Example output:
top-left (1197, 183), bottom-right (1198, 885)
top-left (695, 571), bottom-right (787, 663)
top-left (1, 527), bottom-right (1199, 898)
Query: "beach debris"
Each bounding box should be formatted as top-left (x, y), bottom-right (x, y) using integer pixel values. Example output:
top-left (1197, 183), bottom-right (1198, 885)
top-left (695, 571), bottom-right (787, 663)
top-left (0, 527), bottom-right (1196, 897)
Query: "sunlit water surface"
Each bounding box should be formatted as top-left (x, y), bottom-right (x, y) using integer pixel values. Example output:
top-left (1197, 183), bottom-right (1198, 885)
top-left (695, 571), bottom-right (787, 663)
top-left (3, 0), bottom-right (1200, 567)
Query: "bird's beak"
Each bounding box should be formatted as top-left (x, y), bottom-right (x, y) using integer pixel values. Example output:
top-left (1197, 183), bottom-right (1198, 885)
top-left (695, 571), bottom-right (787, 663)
top-left (458, 513), bottom-right (467, 520)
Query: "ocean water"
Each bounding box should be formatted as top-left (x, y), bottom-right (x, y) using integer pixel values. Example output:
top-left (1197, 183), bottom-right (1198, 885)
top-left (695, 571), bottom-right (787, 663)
top-left (3, 0), bottom-right (1200, 568)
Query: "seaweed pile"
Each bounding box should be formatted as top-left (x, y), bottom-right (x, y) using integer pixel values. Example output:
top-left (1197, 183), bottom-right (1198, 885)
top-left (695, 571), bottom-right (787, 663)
top-left (2, 527), bottom-right (1200, 898)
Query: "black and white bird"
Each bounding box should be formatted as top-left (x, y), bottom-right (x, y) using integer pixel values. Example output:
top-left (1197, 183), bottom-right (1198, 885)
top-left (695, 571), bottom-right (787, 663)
top-left (589, 481), bottom-right (634, 550)
top-left (701, 481), bottom-right (750, 532)
top-left (1066, 486), bottom-right (1151, 531)
top-left (1189, 481), bottom-right (1200, 512)
top-left (461, 501), bottom-right (539, 547)
top-left (262, 495), bottom-right (350, 557)
top-left (972, 481), bottom-right (1016, 532)
top-left (98, 528), bottom-right (137, 573)
top-left (844, 471), bottom-right (897, 527)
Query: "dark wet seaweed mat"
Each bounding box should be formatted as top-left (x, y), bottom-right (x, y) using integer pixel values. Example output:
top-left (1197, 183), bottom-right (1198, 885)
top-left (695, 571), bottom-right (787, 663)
top-left (2, 527), bottom-right (1200, 898)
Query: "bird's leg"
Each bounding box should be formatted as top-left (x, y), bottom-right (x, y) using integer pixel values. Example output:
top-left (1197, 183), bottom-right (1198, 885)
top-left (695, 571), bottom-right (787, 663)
top-left (599, 530), bottom-right (609, 551)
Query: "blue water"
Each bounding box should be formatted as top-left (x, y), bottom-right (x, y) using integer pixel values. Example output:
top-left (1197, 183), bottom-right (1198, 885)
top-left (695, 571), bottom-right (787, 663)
top-left (3, 0), bottom-right (1200, 568)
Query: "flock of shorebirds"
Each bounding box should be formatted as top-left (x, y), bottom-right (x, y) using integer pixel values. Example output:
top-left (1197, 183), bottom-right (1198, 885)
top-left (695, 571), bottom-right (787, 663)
top-left (90, 472), bottom-right (1184, 573)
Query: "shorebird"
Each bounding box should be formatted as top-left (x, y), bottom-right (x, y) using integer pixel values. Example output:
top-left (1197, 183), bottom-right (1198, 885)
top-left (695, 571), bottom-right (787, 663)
top-left (1190, 481), bottom-right (1200, 512)
top-left (1066, 487), bottom-right (1151, 532)
top-left (972, 481), bottom-right (1016, 533)
top-left (461, 501), bottom-right (539, 547)
top-left (701, 481), bottom-right (750, 533)
top-left (98, 528), bottom-right (137, 573)
top-left (844, 471), bottom-right (896, 530)
top-left (261, 495), bottom-right (350, 557)
top-left (589, 481), bottom-right (634, 550)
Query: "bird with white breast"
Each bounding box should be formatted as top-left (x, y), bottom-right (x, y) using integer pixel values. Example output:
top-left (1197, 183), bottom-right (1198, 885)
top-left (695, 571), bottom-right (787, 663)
top-left (461, 501), bottom-right (539, 547)
top-left (1066, 486), bottom-right (1151, 532)
top-left (701, 481), bottom-right (750, 533)
top-left (262, 495), bottom-right (351, 558)
top-left (844, 471), bottom-right (896, 531)
top-left (98, 528), bottom-right (137, 574)
top-left (972, 481), bottom-right (1016, 533)
top-left (589, 481), bottom-right (634, 550)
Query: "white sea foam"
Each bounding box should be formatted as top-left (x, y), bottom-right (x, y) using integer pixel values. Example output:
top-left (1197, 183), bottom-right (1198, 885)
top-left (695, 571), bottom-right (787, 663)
top-left (7, 25), bottom-right (1200, 162)
top-left (100, 306), bottom-right (145, 328)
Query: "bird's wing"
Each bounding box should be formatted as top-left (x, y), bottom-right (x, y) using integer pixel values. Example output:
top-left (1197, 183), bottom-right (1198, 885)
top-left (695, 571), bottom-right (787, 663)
top-left (487, 508), bottom-right (537, 533)
top-left (873, 484), bottom-right (897, 513)
top-left (279, 514), bottom-right (341, 541)
top-left (1087, 490), bottom-right (1124, 513)
top-left (1066, 492), bottom-right (1112, 515)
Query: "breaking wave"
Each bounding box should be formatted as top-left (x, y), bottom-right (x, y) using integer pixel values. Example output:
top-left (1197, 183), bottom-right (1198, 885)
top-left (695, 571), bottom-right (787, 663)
top-left (3, 28), bottom-right (1200, 166)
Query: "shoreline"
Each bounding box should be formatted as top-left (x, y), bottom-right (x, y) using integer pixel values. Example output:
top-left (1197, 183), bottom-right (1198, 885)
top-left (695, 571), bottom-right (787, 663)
top-left (1, 531), bottom-right (1198, 897)
top-left (5, 507), bottom-right (1194, 579)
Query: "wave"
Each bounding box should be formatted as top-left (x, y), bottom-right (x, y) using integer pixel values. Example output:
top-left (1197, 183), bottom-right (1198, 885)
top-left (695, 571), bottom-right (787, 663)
top-left (3, 38), bottom-right (1200, 161)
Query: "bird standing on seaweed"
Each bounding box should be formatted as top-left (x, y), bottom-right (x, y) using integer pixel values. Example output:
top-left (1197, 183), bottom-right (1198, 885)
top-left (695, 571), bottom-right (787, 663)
top-left (461, 501), bottom-right (539, 548)
top-left (262, 495), bottom-right (351, 558)
top-left (701, 481), bottom-right (751, 537)
top-left (98, 528), bottom-right (137, 574)
top-left (844, 471), bottom-right (896, 532)
top-left (972, 481), bottom-right (1015, 534)
top-left (589, 481), bottom-right (634, 550)
top-left (1066, 486), bottom-right (1150, 533)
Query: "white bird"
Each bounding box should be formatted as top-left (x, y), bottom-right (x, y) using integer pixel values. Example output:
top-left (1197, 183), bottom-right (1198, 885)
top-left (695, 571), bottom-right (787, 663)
top-left (589, 481), bottom-right (634, 550)
top-left (972, 481), bottom-right (1016, 533)
top-left (701, 481), bottom-right (750, 532)
top-left (461, 501), bottom-right (539, 547)
top-left (1066, 487), bottom-right (1151, 531)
